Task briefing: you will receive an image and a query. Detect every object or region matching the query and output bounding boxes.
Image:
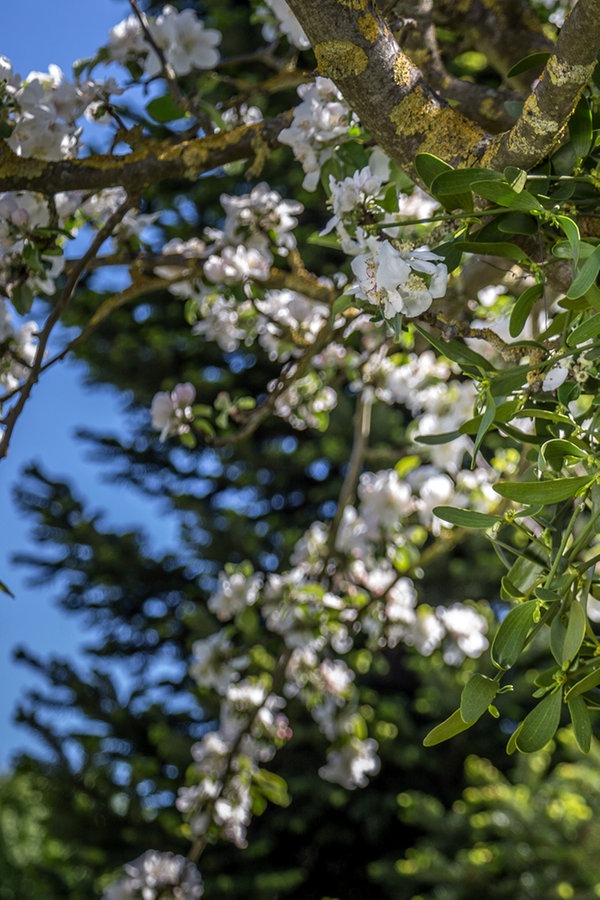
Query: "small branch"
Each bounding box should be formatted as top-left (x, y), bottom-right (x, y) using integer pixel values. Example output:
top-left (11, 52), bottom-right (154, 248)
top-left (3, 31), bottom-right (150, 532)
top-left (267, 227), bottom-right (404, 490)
top-left (0, 199), bottom-right (132, 460)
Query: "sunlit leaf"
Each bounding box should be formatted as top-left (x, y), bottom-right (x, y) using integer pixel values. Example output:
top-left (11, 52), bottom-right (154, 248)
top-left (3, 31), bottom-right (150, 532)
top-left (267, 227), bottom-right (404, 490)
top-left (423, 708), bottom-right (472, 747)
top-left (494, 475), bottom-right (593, 504)
top-left (568, 695), bottom-right (592, 752)
top-left (516, 689), bottom-right (562, 752)
top-left (433, 507), bottom-right (502, 528)
top-left (460, 674), bottom-right (498, 724)
top-left (491, 600), bottom-right (538, 669)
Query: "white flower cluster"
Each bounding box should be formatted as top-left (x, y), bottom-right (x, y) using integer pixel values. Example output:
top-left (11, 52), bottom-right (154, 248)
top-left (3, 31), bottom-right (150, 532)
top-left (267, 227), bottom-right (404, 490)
top-left (0, 57), bottom-right (118, 161)
top-left (0, 299), bottom-right (37, 391)
top-left (177, 678), bottom-right (291, 848)
top-left (0, 191), bottom-right (78, 305)
top-left (351, 238), bottom-right (448, 319)
top-left (370, 350), bottom-right (478, 473)
top-left (279, 78), bottom-right (358, 190)
top-left (107, 5), bottom-right (221, 78)
top-left (151, 382), bottom-right (196, 442)
top-left (103, 850), bottom-right (203, 900)
top-left (148, 183), bottom-right (336, 372)
top-left (257, 0), bottom-right (311, 50)
top-left (319, 737), bottom-right (380, 789)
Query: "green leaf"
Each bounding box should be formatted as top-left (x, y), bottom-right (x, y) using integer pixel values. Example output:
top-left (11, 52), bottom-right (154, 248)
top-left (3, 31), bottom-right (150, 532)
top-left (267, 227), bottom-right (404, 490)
top-left (413, 324), bottom-right (495, 372)
top-left (509, 283), bottom-right (544, 337)
top-left (550, 613), bottom-right (568, 665)
top-left (10, 283), bottom-right (35, 314)
top-left (491, 600), bottom-right (538, 669)
top-left (503, 553), bottom-right (547, 598)
top-left (472, 390), bottom-right (496, 458)
top-left (431, 241), bottom-right (463, 273)
top-left (431, 168), bottom-right (503, 193)
top-left (566, 665), bottom-right (600, 701)
top-left (539, 438), bottom-right (587, 472)
top-left (568, 695), bottom-right (592, 752)
top-left (494, 475), bottom-right (593, 505)
top-left (504, 166), bottom-right (528, 193)
top-left (567, 246), bottom-right (600, 299)
top-left (453, 240), bottom-right (532, 264)
top-left (514, 407), bottom-right (575, 427)
top-left (497, 212), bottom-right (538, 235)
top-left (415, 153), bottom-right (453, 190)
top-left (506, 724), bottom-right (522, 754)
top-left (561, 601), bottom-right (587, 665)
top-left (570, 97), bottom-right (593, 159)
top-left (567, 310), bottom-right (600, 347)
top-left (252, 769), bottom-right (290, 807)
top-left (433, 506), bottom-right (502, 529)
top-left (471, 180), bottom-right (545, 212)
top-left (506, 51), bottom-right (551, 79)
top-left (460, 674), bottom-right (499, 724)
top-left (146, 94), bottom-right (187, 123)
top-left (555, 215), bottom-right (581, 267)
top-left (414, 430), bottom-right (462, 446)
top-left (331, 294), bottom-right (356, 317)
top-left (423, 708), bottom-right (472, 747)
top-left (516, 689), bottom-right (563, 752)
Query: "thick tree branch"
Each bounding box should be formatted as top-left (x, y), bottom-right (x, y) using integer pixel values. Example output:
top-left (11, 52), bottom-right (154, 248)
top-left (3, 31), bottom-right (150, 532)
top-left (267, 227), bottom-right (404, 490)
top-left (483, 0), bottom-right (600, 169)
top-left (286, 0), bottom-right (489, 180)
top-left (393, 0), bottom-right (521, 132)
top-left (0, 114), bottom-right (291, 194)
top-left (288, 0), bottom-right (600, 179)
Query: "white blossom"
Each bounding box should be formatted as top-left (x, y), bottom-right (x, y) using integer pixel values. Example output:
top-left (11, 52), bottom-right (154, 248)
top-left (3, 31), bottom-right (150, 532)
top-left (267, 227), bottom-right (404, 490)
top-left (207, 570), bottom-right (263, 622)
top-left (279, 78), bottom-right (356, 190)
top-left (438, 603), bottom-right (489, 665)
top-left (258, 0), bottom-right (311, 49)
top-left (351, 239), bottom-right (448, 319)
top-left (102, 851), bottom-right (203, 900)
top-left (319, 737), bottom-right (380, 789)
top-left (108, 6), bottom-right (221, 78)
top-left (151, 382), bottom-right (196, 442)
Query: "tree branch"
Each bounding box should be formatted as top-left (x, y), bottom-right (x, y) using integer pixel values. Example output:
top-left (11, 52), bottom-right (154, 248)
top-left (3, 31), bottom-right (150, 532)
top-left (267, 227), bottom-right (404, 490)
top-left (483, 0), bottom-right (600, 169)
top-left (0, 114), bottom-right (291, 194)
top-left (288, 0), bottom-right (599, 179)
top-left (286, 0), bottom-right (490, 180)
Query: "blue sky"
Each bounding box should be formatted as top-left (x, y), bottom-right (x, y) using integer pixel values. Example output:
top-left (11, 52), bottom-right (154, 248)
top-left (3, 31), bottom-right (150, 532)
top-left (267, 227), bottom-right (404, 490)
top-left (0, 0), bottom-right (179, 766)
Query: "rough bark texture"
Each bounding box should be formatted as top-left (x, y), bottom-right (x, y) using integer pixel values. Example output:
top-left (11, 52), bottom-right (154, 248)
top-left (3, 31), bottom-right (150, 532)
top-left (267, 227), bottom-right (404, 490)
top-left (286, 0), bottom-right (600, 178)
top-left (483, 0), bottom-right (600, 169)
top-left (286, 0), bottom-right (489, 180)
top-left (0, 114), bottom-right (291, 194)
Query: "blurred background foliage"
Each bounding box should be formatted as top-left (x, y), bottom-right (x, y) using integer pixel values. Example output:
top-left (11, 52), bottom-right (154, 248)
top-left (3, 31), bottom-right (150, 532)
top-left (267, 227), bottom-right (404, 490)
top-left (3, 0), bottom-right (600, 897)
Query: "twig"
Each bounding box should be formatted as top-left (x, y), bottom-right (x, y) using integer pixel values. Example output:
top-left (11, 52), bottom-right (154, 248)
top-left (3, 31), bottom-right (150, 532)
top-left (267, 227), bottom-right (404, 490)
top-left (0, 199), bottom-right (132, 460)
